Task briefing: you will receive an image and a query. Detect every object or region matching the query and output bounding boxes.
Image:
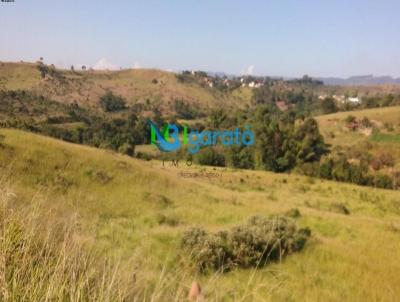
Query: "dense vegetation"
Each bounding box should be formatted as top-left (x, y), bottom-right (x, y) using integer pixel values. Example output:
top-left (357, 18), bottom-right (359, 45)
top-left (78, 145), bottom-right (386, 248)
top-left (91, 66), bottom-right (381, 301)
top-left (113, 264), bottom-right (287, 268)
top-left (0, 90), bottom-right (151, 155)
top-left (1, 63), bottom-right (400, 190)
top-left (181, 215), bottom-right (311, 272)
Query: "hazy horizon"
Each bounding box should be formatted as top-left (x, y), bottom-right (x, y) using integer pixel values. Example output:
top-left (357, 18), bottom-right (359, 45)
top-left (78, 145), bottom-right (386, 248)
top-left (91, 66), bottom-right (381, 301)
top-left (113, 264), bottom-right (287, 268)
top-left (1, 0), bottom-right (400, 78)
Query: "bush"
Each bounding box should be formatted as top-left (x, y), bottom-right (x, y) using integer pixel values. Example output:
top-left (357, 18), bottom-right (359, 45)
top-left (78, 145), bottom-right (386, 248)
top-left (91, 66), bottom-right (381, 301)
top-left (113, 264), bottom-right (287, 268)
top-left (135, 151), bottom-right (153, 161)
top-left (345, 115), bottom-right (356, 123)
top-left (361, 117), bottom-right (372, 128)
top-left (181, 215), bottom-right (311, 272)
top-left (285, 208), bottom-right (301, 218)
top-left (373, 174), bottom-right (393, 189)
top-left (196, 147), bottom-right (225, 167)
top-left (157, 213), bottom-right (180, 226)
top-left (329, 202), bottom-right (350, 215)
top-left (118, 142), bottom-right (135, 156)
top-left (369, 152), bottom-right (395, 173)
top-left (321, 97), bottom-right (338, 114)
top-left (99, 91), bottom-right (126, 112)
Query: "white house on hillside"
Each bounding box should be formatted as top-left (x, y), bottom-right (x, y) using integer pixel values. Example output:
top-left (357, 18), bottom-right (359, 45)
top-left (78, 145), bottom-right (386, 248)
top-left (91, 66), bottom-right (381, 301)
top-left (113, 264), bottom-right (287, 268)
top-left (347, 97), bottom-right (361, 103)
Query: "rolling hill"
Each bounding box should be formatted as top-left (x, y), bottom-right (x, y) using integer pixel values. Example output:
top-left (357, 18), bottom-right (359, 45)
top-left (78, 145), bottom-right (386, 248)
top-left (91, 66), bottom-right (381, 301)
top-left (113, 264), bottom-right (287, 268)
top-left (316, 106), bottom-right (400, 170)
top-left (1, 129), bottom-right (400, 301)
top-left (0, 61), bottom-right (252, 115)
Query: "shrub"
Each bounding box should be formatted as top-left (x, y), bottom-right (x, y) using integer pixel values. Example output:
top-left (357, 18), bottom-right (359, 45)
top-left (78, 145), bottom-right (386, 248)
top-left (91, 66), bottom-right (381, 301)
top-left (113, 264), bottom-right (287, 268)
top-left (345, 115), bottom-right (356, 123)
top-left (329, 202), bottom-right (350, 215)
top-left (181, 216), bottom-right (311, 273)
top-left (361, 117), bottom-right (372, 128)
top-left (321, 97), bottom-right (338, 114)
top-left (118, 142), bottom-right (135, 156)
top-left (373, 174), bottom-right (393, 189)
top-left (370, 152), bottom-right (395, 171)
top-left (135, 151), bottom-right (153, 161)
top-left (384, 122), bottom-right (394, 132)
top-left (181, 228), bottom-right (232, 272)
top-left (99, 91), bottom-right (126, 112)
top-left (157, 213), bottom-right (180, 226)
top-left (196, 147), bottom-right (225, 167)
top-left (285, 208), bottom-right (301, 218)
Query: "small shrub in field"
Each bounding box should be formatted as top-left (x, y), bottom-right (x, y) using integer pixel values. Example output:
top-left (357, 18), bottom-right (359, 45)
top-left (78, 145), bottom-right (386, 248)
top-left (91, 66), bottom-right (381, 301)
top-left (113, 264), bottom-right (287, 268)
top-left (345, 115), bottom-right (356, 124)
top-left (361, 117), bottom-right (372, 128)
top-left (373, 174), bottom-right (394, 189)
top-left (329, 202), bottom-right (350, 215)
top-left (118, 142), bottom-right (135, 156)
top-left (384, 122), bottom-right (394, 132)
top-left (386, 223), bottom-right (400, 233)
top-left (157, 213), bottom-right (180, 226)
top-left (155, 194), bottom-right (173, 207)
top-left (180, 216), bottom-right (311, 272)
top-left (370, 152), bottom-right (395, 171)
top-left (285, 208), bottom-right (301, 218)
top-left (180, 228), bottom-right (233, 272)
top-left (135, 151), bottom-right (153, 161)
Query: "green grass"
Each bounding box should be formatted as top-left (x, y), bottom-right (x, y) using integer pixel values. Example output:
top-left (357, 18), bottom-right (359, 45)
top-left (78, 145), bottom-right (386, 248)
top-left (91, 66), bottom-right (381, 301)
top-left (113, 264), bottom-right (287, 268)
top-left (370, 133), bottom-right (400, 144)
top-left (1, 129), bottom-right (400, 301)
top-left (316, 106), bottom-right (400, 169)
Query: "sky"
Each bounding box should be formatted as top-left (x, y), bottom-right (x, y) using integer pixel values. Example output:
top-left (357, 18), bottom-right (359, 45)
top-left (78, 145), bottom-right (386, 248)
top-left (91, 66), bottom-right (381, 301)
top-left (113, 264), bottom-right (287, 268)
top-left (1, 0), bottom-right (400, 78)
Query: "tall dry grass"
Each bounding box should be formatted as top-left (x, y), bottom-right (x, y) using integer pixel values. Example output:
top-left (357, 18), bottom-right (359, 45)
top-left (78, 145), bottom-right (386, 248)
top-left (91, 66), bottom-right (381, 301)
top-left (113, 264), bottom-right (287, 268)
top-left (0, 183), bottom-right (247, 302)
top-left (0, 184), bottom-right (133, 302)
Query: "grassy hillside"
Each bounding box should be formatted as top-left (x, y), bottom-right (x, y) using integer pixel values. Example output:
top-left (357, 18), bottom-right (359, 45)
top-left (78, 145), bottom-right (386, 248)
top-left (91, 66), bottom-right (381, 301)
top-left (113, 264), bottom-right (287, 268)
top-left (1, 129), bottom-right (400, 301)
top-left (0, 62), bottom-right (248, 114)
top-left (316, 106), bottom-right (400, 170)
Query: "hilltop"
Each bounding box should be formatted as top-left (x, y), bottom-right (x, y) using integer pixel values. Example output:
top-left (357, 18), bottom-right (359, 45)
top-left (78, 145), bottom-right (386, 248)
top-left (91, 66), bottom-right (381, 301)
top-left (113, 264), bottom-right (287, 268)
top-left (2, 61), bottom-right (400, 118)
top-left (0, 61), bottom-right (252, 114)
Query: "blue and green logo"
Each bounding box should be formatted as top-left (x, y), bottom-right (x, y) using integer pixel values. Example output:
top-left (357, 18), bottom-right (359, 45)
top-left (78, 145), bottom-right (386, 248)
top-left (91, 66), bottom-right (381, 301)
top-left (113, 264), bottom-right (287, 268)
top-left (148, 120), bottom-right (254, 154)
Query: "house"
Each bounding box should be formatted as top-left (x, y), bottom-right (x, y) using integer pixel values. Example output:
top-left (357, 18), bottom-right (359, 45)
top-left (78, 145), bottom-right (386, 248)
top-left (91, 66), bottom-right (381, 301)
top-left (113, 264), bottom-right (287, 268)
top-left (248, 81), bottom-right (262, 88)
top-left (203, 77), bottom-right (213, 88)
top-left (347, 97), bottom-right (361, 103)
top-left (333, 95), bottom-right (345, 102)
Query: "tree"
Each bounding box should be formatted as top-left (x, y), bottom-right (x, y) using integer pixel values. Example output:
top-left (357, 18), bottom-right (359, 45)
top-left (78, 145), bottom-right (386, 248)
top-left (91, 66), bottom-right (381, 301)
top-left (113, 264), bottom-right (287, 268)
top-left (321, 97), bottom-right (338, 114)
top-left (99, 91), bottom-right (126, 112)
top-left (209, 109), bottom-right (227, 128)
top-left (81, 65), bottom-right (86, 71)
top-left (253, 106), bottom-right (327, 172)
top-left (295, 118), bottom-right (328, 163)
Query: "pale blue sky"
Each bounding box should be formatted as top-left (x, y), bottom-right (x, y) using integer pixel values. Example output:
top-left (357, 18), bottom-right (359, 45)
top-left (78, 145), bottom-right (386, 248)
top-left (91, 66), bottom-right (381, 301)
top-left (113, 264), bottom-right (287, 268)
top-left (1, 0), bottom-right (399, 77)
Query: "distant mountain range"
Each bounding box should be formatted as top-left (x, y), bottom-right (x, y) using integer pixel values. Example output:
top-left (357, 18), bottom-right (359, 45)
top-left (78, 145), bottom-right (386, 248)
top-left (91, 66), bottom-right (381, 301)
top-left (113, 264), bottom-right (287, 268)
top-left (206, 71), bottom-right (400, 86)
top-left (317, 75), bottom-right (400, 86)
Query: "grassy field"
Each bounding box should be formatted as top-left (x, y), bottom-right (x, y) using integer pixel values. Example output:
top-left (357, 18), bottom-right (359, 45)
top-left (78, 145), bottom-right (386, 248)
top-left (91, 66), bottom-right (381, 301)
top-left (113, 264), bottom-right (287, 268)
top-left (1, 129), bottom-right (400, 301)
top-left (316, 106), bottom-right (400, 145)
top-left (316, 106), bottom-right (400, 169)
